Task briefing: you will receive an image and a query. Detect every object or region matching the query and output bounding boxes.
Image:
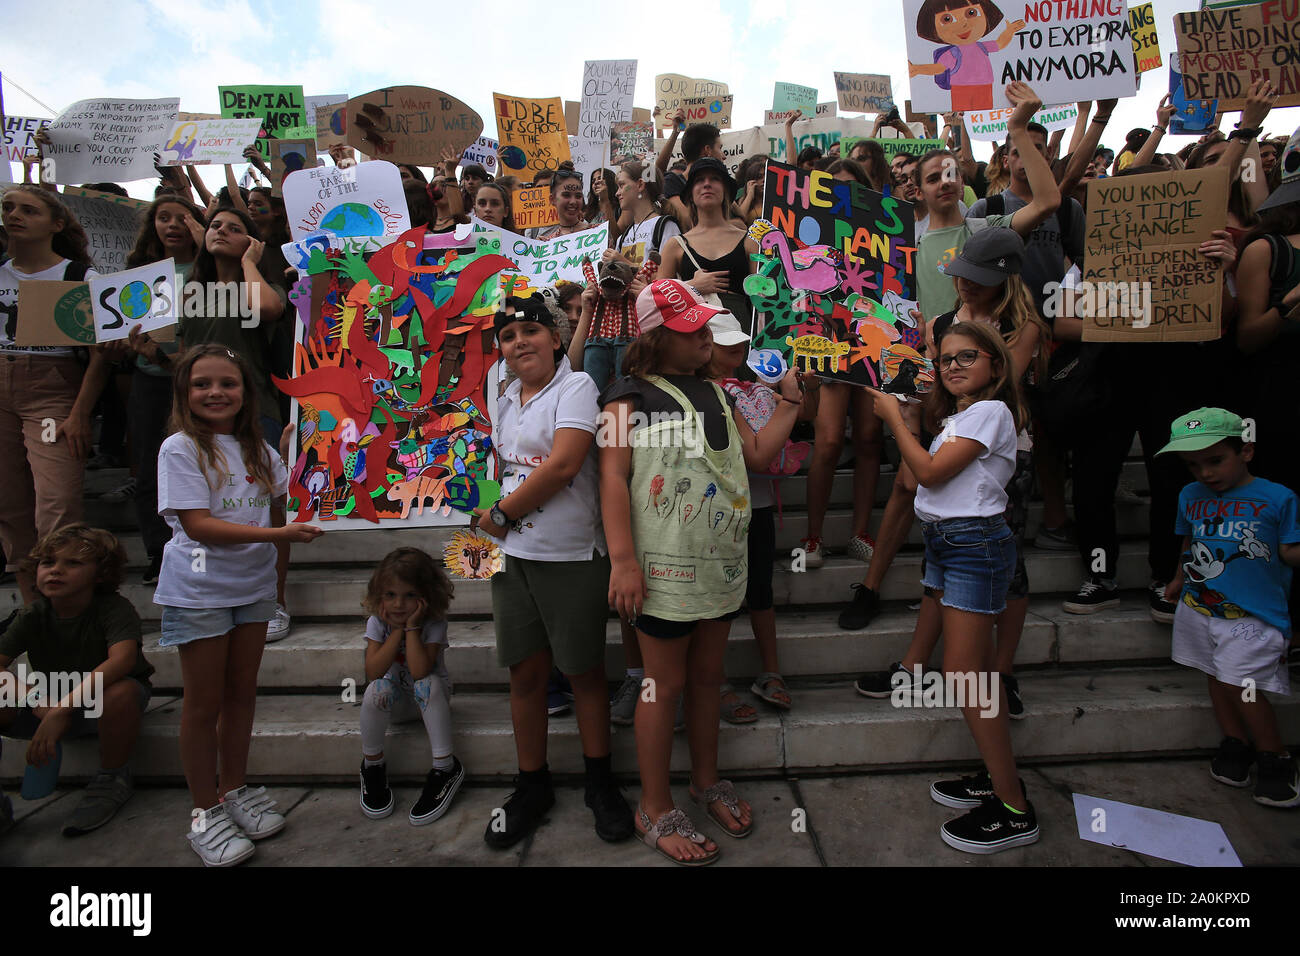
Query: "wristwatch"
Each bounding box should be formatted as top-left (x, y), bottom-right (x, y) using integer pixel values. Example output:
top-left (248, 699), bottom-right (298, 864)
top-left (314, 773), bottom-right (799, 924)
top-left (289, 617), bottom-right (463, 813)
top-left (490, 503), bottom-right (511, 529)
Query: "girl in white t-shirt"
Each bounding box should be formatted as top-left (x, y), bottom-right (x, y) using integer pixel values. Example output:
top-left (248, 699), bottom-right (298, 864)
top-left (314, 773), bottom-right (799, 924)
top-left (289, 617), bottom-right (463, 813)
top-left (865, 321), bottom-right (1038, 856)
top-left (155, 345), bottom-right (322, 866)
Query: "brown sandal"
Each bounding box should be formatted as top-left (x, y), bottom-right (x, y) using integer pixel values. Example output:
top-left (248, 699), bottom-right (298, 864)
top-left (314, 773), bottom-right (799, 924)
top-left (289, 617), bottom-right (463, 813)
top-left (636, 805), bottom-right (720, 866)
top-left (690, 779), bottom-right (753, 838)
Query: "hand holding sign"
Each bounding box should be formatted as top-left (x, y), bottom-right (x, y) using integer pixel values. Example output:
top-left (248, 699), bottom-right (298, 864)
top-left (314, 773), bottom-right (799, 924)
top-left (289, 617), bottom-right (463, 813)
top-left (88, 259), bottom-right (178, 343)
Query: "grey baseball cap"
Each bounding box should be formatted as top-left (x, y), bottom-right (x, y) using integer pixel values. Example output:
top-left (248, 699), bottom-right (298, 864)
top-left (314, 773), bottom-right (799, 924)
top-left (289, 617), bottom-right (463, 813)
top-left (941, 227), bottom-right (1025, 286)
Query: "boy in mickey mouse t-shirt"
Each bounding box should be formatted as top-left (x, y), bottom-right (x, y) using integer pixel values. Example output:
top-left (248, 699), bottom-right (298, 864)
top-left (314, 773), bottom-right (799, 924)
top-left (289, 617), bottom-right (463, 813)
top-left (1159, 408), bottom-right (1300, 809)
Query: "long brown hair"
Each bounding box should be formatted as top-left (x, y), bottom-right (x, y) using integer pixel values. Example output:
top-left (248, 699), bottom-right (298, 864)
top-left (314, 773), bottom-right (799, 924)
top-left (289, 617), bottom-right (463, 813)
top-left (167, 344), bottom-right (278, 492)
top-left (126, 196), bottom-right (206, 269)
top-left (926, 322), bottom-right (1025, 434)
top-left (475, 181), bottom-right (517, 233)
top-left (362, 547), bottom-right (454, 622)
top-left (950, 273), bottom-right (1052, 383)
top-left (5, 185), bottom-right (95, 266)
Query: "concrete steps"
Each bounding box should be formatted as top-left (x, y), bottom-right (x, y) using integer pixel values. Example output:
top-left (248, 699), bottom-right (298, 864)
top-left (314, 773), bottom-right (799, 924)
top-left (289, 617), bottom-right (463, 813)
top-left (7, 666), bottom-right (1294, 783)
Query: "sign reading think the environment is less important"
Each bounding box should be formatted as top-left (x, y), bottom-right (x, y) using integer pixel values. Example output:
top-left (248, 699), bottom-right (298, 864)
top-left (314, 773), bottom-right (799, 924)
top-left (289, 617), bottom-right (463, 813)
top-left (462, 136), bottom-right (500, 175)
top-left (1128, 2), bottom-right (1162, 73)
top-left (574, 60), bottom-right (638, 181)
top-left (1083, 166), bottom-right (1228, 343)
top-left (282, 161), bottom-right (410, 243)
top-left (964, 103), bottom-right (1080, 142)
top-left (219, 85), bottom-right (305, 161)
top-left (159, 118), bottom-right (263, 166)
top-left (834, 73), bottom-right (896, 113)
top-left (773, 82), bottom-right (818, 117)
top-left (681, 94), bottom-right (733, 128)
top-left (511, 185), bottom-right (560, 231)
top-left (3, 116), bottom-right (49, 162)
top-left (43, 98), bottom-right (179, 184)
top-left (494, 93), bottom-right (572, 175)
top-left (655, 75), bottom-right (730, 127)
top-left (903, 0), bottom-right (1137, 112)
top-left (88, 259), bottom-right (177, 343)
top-left (1173, 3), bottom-right (1300, 110)
top-left (345, 86), bottom-right (482, 166)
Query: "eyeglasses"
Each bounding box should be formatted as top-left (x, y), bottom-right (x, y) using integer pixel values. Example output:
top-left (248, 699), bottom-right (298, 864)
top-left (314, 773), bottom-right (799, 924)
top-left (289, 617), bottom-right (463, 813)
top-left (937, 349), bottom-right (991, 370)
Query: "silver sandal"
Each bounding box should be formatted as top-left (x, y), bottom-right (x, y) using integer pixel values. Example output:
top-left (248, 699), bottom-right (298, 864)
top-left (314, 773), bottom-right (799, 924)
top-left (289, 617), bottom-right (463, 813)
top-left (690, 779), bottom-right (753, 838)
top-left (636, 805), bottom-right (720, 866)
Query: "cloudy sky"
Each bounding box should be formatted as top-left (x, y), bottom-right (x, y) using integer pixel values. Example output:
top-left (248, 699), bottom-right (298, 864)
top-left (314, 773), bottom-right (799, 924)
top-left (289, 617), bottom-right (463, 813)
top-left (3, 0), bottom-right (1297, 199)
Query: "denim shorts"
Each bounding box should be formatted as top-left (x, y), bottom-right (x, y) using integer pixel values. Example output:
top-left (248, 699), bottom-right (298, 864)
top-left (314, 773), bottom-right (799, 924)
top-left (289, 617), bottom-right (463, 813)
top-left (159, 599), bottom-right (278, 647)
top-left (920, 515), bottom-right (1016, 616)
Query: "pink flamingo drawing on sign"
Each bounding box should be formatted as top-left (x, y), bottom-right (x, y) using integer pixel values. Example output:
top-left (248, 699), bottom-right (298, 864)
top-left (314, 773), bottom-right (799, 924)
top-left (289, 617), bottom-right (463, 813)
top-left (760, 230), bottom-right (841, 295)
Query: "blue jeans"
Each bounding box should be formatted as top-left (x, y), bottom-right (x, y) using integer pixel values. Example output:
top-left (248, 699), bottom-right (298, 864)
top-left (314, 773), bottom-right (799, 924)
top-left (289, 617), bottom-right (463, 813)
top-left (920, 515), bottom-right (1016, 615)
top-left (583, 339), bottom-right (632, 393)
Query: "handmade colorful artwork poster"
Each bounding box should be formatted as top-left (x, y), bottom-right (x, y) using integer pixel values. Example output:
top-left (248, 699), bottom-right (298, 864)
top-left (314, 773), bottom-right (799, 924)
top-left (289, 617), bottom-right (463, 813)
top-left (744, 159), bottom-right (919, 389)
top-left (275, 226), bottom-right (516, 529)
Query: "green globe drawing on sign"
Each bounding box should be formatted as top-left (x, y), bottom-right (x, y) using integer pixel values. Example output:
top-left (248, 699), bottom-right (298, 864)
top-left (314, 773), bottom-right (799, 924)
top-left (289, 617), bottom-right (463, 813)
top-left (321, 202), bottom-right (384, 237)
top-left (54, 285), bottom-right (95, 345)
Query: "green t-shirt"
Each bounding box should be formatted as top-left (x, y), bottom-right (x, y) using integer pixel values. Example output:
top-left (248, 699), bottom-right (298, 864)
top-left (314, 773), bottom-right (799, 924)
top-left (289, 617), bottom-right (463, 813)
top-left (915, 214), bottom-right (1012, 322)
top-left (0, 593), bottom-right (154, 687)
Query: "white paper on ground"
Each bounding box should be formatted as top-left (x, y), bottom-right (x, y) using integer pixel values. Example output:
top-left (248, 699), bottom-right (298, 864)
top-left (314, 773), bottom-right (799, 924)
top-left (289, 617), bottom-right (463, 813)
top-left (1072, 793), bottom-right (1241, 867)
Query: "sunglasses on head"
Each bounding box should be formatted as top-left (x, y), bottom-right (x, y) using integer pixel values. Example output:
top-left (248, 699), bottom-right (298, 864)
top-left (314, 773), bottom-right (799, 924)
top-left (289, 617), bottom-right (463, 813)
top-left (552, 170), bottom-right (582, 185)
top-left (938, 348), bottom-right (991, 370)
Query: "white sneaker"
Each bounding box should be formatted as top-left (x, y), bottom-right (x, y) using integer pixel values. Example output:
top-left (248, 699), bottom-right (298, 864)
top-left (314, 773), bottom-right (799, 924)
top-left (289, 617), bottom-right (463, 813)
top-left (265, 604), bottom-right (291, 643)
top-left (799, 537), bottom-right (825, 569)
top-left (224, 784), bottom-right (286, 840)
top-left (188, 803), bottom-right (255, 867)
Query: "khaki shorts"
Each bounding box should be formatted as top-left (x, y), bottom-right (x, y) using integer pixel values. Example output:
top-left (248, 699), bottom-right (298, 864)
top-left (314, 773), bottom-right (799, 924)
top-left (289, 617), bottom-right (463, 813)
top-left (491, 552), bottom-right (611, 675)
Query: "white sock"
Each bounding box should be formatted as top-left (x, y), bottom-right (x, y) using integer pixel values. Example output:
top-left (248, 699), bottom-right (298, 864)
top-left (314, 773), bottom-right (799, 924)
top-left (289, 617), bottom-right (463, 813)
top-left (363, 756), bottom-right (384, 768)
top-left (432, 754), bottom-right (454, 771)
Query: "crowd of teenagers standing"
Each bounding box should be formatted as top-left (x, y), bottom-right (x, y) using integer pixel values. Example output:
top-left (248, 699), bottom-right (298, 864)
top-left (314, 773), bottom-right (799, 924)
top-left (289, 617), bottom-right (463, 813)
top-left (0, 72), bottom-right (1298, 867)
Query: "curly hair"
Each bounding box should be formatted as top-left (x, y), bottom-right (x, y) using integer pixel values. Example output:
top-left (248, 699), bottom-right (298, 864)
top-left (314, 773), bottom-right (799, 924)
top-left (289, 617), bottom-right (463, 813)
top-left (21, 523), bottom-right (127, 595)
top-left (362, 547), bottom-right (454, 622)
top-left (3, 185), bottom-right (96, 266)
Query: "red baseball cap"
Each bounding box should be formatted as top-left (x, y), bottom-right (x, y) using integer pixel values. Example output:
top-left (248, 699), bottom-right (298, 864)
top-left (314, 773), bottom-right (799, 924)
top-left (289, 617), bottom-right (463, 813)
top-left (636, 279), bottom-right (728, 334)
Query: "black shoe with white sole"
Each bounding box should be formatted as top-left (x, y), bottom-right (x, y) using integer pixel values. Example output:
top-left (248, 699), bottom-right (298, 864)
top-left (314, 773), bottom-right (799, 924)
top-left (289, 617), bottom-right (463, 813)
top-left (941, 796), bottom-right (1039, 854)
top-left (1062, 578), bottom-right (1120, 614)
top-left (360, 760), bottom-right (394, 819)
top-left (1254, 752), bottom-right (1300, 808)
top-left (930, 770), bottom-right (996, 809)
top-left (1148, 581), bottom-right (1176, 624)
top-left (855, 661), bottom-right (913, 698)
top-left (1002, 673), bottom-right (1025, 720)
top-left (1210, 736), bottom-right (1254, 788)
top-left (410, 758), bottom-right (465, 825)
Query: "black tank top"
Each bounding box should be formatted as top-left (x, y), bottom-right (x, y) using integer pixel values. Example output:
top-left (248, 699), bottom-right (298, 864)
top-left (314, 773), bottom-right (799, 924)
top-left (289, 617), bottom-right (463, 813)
top-left (676, 234), bottom-right (750, 292)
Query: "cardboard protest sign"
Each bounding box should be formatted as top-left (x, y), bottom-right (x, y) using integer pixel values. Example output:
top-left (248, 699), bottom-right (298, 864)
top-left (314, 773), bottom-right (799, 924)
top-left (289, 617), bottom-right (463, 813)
top-left (48, 187), bottom-right (148, 274)
top-left (682, 94), bottom-right (734, 128)
top-left (1129, 2), bottom-right (1162, 73)
top-left (279, 226), bottom-right (515, 530)
top-left (219, 85), bottom-right (305, 161)
top-left (610, 120), bottom-right (655, 165)
top-left (1082, 167), bottom-right (1228, 343)
top-left (905, 100), bottom-right (938, 137)
top-left (745, 159), bottom-right (919, 386)
top-left (493, 93), bottom-right (571, 175)
top-left (673, 117), bottom-right (878, 180)
top-left (903, 0), bottom-right (1136, 112)
top-left (817, 101), bottom-right (837, 118)
top-left (306, 94), bottom-right (348, 151)
top-left (511, 185), bottom-right (559, 231)
top-left (283, 161), bottom-right (410, 243)
top-left (178, 112), bottom-right (221, 121)
top-left (471, 217), bottom-right (611, 285)
top-left (270, 137), bottom-right (319, 198)
top-left (834, 73), bottom-right (895, 113)
top-left (14, 281), bottom-right (94, 347)
top-left (159, 118), bottom-right (262, 166)
top-left (773, 82), bottom-right (818, 116)
top-left (43, 98), bottom-right (179, 184)
top-left (964, 103), bottom-right (1079, 142)
top-left (1168, 54), bottom-right (1217, 135)
top-left (345, 86), bottom-right (482, 166)
top-left (564, 101), bottom-right (581, 137)
top-left (842, 137), bottom-right (945, 162)
top-left (655, 75), bottom-right (730, 127)
top-left (3, 115), bottom-right (49, 163)
top-left (462, 136), bottom-right (499, 175)
top-left (1174, 3), bottom-right (1300, 110)
top-left (88, 259), bottom-right (177, 342)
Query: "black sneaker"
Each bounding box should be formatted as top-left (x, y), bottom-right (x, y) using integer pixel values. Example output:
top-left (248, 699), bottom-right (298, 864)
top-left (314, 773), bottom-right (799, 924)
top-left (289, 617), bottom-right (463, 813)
top-left (1210, 736), bottom-right (1255, 788)
top-left (484, 775), bottom-right (555, 849)
top-left (1061, 578), bottom-right (1120, 615)
top-left (584, 778), bottom-right (634, 842)
top-left (410, 757), bottom-right (465, 825)
top-left (359, 760), bottom-right (394, 819)
top-left (142, 555), bottom-right (162, 587)
top-left (1148, 580), bottom-right (1176, 624)
top-left (1253, 752), bottom-right (1300, 807)
top-left (838, 584), bottom-right (881, 630)
top-left (1002, 673), bottom-right (1025, 720)
top-left (941, 795), bottom-right (1039, 854)
top-left (855, 661), bottom-right (919, 699)
top-left (930, 770), bottom-right (996, 808)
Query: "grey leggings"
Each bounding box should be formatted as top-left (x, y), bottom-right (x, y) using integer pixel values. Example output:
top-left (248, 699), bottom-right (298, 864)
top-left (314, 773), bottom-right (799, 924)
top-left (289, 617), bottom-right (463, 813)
top-left (360, 672), bottom-right (453, 763)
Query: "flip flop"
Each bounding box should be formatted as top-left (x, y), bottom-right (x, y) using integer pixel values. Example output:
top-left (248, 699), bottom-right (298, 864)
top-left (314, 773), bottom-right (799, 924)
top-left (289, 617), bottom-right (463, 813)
top-left (720, 684), bottom-right (758, 724)
top-left (690, 779), bottom-right (753, 838)
top-left (635, 805), bottom-right (719, 866)
top-left (750, 672), bottom-right (792, 711)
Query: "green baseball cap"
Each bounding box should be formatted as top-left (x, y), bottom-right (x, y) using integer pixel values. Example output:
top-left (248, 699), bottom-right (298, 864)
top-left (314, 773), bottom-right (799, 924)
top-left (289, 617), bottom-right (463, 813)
top-left (1156, 407), bottom-right (1246, 456)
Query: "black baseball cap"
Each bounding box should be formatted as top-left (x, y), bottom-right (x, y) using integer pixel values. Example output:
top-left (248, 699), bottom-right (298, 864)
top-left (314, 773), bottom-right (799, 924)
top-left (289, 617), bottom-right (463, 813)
top-left (493, 295), bottom-right (556, 339)
top-left (941, 227), bottom-right (1025, 286)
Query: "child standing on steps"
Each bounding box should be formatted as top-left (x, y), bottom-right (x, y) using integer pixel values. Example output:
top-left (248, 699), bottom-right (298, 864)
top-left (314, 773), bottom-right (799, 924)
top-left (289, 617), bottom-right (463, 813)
top-left (1158, 408), bottom-right (1300, 808)
top-left (358, 548), bottom-right (463, 824)
top-left (600, 280), bottom-right (801, 865)
top-left (865, 322), bottom-right (1038, 855)
top-left (155, 345), bottom-right (322, 866)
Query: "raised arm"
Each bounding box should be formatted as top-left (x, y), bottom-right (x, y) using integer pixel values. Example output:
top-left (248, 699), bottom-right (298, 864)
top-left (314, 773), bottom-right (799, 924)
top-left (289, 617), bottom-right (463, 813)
top-left (1059, 99), bottom-right (1115, 197)
top-left (1003, 83), bottom-right (1061, 238)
